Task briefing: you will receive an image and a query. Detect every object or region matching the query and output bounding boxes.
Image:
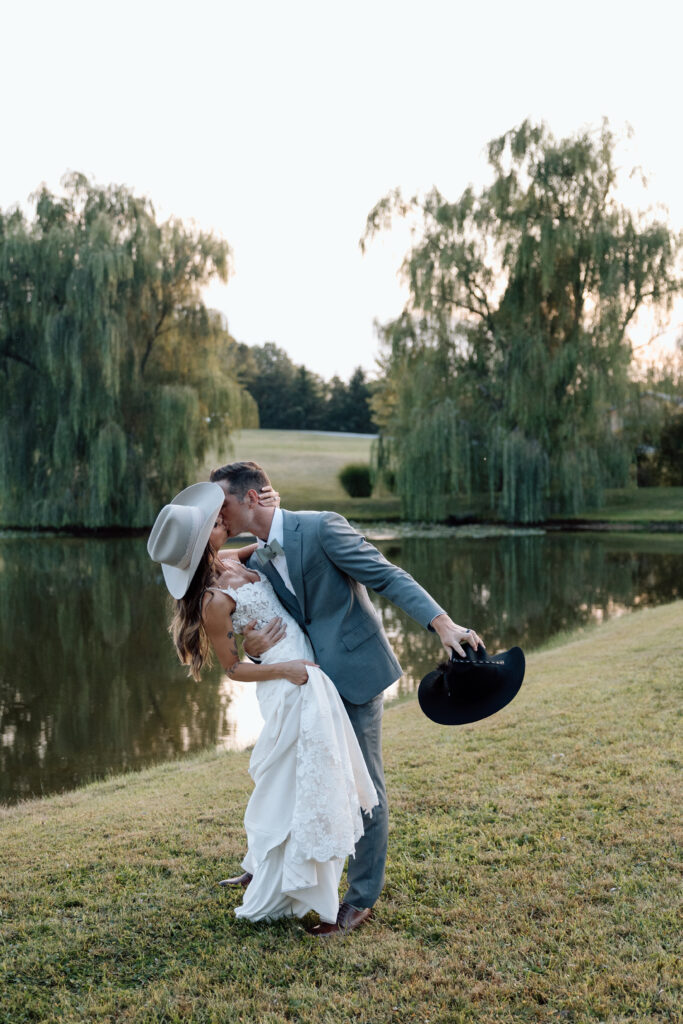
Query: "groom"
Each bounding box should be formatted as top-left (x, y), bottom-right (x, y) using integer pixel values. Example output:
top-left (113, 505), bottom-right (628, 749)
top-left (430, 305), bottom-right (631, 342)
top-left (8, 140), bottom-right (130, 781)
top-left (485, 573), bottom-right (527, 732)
top-left (211, 460), bottom-right (482, 936)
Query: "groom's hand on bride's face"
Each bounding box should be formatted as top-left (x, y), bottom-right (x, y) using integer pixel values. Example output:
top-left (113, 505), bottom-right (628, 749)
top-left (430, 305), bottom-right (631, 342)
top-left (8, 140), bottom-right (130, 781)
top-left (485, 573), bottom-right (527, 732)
top-left (243, 616), bottom-right (287, 658)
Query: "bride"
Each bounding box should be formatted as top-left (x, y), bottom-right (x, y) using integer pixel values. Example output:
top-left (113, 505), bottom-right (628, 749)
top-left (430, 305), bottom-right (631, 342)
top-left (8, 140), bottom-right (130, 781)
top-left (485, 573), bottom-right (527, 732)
top-left (147, 482), bottom-right (377, 926)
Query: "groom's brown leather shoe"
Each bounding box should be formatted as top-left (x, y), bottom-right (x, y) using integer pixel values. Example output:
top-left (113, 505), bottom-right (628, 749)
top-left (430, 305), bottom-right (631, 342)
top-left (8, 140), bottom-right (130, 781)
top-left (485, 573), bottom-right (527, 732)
top-left (307, 901), bottom-right (372, 937)
top-left (218, 872), bottom-right (252, 888)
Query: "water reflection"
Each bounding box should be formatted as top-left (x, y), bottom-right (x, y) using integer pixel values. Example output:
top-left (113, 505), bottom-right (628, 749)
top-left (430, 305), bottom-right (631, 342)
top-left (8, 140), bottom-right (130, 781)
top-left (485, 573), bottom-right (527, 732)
top-left (217, 679), bottom-right (264, 751)
top-left (0, 535), bottom-right (224, 804)
top-left (0, 531), bottom-right (681, 804)
top-left (373, 533), bottom-right (683, 696)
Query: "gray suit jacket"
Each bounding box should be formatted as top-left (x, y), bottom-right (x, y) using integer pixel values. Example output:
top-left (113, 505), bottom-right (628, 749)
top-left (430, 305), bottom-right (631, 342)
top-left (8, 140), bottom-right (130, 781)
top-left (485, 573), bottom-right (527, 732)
top-left (247, 510), bottom-right (445, 704)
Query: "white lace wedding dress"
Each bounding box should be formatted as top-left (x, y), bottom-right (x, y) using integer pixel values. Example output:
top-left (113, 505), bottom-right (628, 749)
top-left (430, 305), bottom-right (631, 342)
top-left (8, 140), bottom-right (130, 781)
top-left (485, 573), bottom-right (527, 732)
top-left (214, 571), bottom-right (378, 924)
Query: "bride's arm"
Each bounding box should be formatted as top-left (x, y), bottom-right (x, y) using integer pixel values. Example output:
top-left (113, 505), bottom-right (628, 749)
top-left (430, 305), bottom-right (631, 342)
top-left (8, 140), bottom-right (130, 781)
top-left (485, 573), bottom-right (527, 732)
top-left (219, 543), bottom-right (258, 564)
top-left (202, 592), bottom-right (313, 685)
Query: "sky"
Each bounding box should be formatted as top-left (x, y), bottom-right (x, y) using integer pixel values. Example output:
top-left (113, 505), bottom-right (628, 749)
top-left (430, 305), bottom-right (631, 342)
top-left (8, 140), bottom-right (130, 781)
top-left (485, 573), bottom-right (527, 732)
top-left (2, 0), bottom-right (681, 380)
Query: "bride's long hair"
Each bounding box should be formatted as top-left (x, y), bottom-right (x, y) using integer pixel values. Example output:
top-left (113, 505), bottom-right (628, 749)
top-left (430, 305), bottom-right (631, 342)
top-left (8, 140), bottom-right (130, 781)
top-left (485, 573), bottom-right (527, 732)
top-left (170, 543), bottom-right (218, 681)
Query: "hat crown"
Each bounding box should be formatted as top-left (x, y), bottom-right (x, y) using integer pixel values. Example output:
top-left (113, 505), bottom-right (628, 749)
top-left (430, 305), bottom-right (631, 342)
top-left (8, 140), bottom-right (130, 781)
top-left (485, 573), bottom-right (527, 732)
top-left (148, 504), bottom-right (204, 570)
top-left (146, 481), bottom-right (224, 599)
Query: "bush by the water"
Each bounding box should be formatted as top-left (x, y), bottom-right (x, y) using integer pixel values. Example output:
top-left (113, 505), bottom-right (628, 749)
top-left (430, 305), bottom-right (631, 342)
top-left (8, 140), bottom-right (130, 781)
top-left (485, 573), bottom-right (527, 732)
top-left (338, 463), bottom-right (372, 497)
top-left (658, 412), bottom-right (683, 485)
top-left (636, 413), bottom-right (683, 487)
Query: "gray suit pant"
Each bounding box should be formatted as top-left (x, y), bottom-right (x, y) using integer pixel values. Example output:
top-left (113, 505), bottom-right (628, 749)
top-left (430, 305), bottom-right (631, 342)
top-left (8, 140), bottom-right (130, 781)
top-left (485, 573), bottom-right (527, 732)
top-left (340, 693), bottom-right (388, 909)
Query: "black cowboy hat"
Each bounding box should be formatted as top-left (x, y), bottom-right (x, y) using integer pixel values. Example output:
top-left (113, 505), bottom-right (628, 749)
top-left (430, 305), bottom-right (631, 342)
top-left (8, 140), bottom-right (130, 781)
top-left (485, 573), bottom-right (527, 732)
top-left (418, 643), bottom-right (525, 726)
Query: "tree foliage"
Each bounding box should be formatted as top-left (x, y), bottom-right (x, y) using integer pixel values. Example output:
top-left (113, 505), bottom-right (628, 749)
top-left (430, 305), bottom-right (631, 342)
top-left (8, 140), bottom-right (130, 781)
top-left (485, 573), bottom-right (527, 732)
top-left (364, 122), bottom-right (682, 521)
top-left (656, 411), bottom-right (683, 483)
top-left (237, 342), bottom-right (376, 433)
top-left (627, 344), bottom-right (683, 485)
top-left (0, 175), bottom-right (257, 528)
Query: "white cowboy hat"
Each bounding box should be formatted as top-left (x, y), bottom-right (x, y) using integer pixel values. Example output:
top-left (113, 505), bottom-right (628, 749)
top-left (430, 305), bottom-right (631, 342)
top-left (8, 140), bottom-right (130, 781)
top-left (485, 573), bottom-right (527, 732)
top-left (147, 482), bottom-right (224, 598)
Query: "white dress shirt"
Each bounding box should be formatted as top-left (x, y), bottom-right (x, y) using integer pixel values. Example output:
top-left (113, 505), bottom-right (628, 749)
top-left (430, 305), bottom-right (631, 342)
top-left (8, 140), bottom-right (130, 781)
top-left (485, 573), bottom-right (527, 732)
top-left (257, 507), bottom-right (296, 595)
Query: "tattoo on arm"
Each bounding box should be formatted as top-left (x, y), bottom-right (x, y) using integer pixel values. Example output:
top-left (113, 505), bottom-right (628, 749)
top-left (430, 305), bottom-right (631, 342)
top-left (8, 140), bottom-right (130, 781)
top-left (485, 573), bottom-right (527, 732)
top-left (226, 627), bottom-right (239, 675)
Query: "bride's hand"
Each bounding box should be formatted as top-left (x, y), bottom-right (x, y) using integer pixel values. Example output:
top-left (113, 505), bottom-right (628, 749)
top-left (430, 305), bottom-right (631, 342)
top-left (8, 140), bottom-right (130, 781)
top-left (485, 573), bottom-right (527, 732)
top-left (281, 660), bottom-right (318, 686)
top-left (258, 485), bottom-right (281, 508)
top-left (243, 617), bottom-right (287, 658)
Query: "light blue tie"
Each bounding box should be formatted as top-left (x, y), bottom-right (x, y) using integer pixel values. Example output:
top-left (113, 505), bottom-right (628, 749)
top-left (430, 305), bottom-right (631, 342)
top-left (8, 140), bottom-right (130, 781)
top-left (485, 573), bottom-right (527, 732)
top-left (255, 538), bottom-right (285, 566)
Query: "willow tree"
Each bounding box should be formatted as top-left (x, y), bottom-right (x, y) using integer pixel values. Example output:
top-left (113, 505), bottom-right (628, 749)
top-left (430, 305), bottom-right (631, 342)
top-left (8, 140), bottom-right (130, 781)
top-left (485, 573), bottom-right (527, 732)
top-left (0, 174), bottom-right (257, 528)
top-left (363, 122), bottom-right (681, 521)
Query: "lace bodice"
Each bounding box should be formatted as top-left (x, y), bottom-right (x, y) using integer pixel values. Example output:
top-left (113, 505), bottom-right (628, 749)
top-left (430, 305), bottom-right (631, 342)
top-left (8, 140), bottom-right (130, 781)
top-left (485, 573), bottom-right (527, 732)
top-left (214, 571), bottom-right (311, 663)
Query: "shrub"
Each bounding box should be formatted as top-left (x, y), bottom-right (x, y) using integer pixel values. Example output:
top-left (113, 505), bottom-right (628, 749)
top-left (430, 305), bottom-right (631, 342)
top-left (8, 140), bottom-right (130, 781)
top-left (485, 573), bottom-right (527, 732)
top-left (338, 463), bottom-right (372, 498)
top-left (636, 446), bottom-right (662, 487)
top-left (657, 412), bottom-right (683, 485)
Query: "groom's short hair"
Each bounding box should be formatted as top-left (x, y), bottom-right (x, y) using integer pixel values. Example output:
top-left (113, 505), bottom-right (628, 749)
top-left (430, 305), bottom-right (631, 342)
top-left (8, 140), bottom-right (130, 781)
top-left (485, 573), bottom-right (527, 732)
top-left (210, 460), bottom-right (270, 500)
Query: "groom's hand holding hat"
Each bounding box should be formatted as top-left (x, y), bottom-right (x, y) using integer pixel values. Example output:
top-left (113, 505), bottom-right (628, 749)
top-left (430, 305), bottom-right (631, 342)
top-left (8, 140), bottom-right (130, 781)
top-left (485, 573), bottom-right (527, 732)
top-left (431, 612), bottom-right (483, 658)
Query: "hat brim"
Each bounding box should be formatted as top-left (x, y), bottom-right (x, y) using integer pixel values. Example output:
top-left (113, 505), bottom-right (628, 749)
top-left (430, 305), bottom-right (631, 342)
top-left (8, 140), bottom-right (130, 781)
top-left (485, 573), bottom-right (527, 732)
top-left (151, 482), bottom-right (224, 599)
top-left (418, 647), bottom-right (525, 726)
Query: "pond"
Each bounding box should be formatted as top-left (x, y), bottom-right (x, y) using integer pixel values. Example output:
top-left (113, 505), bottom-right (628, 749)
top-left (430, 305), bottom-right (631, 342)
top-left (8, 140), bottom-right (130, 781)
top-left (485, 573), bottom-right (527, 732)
top-left (1, 529), bottom-right (681, 805)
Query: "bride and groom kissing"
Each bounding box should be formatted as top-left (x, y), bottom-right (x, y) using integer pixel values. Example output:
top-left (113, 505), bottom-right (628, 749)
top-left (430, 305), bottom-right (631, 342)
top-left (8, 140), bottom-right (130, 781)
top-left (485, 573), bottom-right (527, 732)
top-left (148, 460), bottom-right (483, 937)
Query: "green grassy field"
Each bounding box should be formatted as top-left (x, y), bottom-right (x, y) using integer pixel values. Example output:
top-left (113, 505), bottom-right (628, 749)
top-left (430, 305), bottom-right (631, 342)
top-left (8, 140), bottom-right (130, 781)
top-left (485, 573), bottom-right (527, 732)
top-left (201, 430), bottom-right (683, 526)
top-left (2, 601), bottom-right (681, 1023)
top-left (202, 429), bottom-right (401, 520)
top-left (567, 486), bottom-right (683, 523)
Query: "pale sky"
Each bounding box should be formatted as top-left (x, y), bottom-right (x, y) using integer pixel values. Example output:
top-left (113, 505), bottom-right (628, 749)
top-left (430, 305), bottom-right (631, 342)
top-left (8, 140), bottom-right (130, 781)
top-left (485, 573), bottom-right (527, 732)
top-left (2, 0), bottom-right (681, 379)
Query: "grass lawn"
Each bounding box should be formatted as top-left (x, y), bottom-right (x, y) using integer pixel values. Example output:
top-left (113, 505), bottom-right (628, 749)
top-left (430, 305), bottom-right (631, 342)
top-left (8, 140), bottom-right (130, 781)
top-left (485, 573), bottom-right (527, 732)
top-left (563, 486), bottom-right (683, 524)
top-left (200, 429), bottom-right (682, 527)
top-left (201, 429), bottom-right (401, 521)
top-left (2, 601), bottom-right (681, 1023)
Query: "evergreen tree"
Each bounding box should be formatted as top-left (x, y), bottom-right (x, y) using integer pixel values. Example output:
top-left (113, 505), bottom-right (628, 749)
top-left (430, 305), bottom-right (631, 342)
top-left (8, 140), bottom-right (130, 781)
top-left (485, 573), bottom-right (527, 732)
top-left (363, 122), bottom-right (681, 521)
top-left (236, 342), bottom-right (299, 428)
top-left (235, 341), bottom-right (377, 433)
top-left (0, 174), bottom-right (257, 528)
top-left (289, 365), bottom-right (324, 429)
top-left (322, 375), bottom-right (350, 431)
top-left (344, 367), bottom-right (375, 433)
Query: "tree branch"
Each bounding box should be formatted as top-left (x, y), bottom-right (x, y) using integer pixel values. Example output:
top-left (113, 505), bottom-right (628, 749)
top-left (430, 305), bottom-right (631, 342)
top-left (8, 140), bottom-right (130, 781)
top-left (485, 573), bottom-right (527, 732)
top-left (140, 305), bottom-right (170, 375)
top-left (458, 278), bottom-right (499, 341)
top-left (632, 322), bottom-right (683, 352)
top-left (0, 346), bottom-right (43, 374)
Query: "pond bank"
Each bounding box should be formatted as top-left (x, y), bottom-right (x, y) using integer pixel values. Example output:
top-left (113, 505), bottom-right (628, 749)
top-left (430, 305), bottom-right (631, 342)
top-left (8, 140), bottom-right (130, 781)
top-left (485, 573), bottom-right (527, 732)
top-left (2, 507), bottom-right (679, 540)
top-left (2, 600), bottom-right (681, 1023)
top-left (355, 521), bottom-right (683, 541)
top-left (544, 519), bottom-right (683, 533)
top-left (2, 518), bottom-right (682, 540)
